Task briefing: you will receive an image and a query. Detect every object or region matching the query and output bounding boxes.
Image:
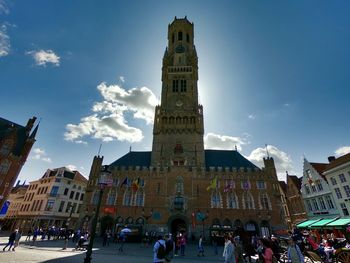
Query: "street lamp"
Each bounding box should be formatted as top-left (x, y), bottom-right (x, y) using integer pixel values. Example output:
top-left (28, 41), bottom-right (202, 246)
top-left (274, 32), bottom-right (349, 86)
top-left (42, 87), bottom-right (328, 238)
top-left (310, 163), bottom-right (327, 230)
top-left (197, 209), bottom-right (209, 240)
top-left (83, 165), bottom-right (110, 263)
top-left (66, 203), bottom-right (75, 229)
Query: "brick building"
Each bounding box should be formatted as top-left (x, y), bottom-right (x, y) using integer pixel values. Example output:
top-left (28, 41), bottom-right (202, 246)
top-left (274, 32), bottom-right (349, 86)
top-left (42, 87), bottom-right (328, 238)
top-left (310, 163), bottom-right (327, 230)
top-left (0, 116), bottom-right (38, 211)
top-left (15, 167), bottom-right (87, 231)
top-left (82, 17), bottom-right (285, 240)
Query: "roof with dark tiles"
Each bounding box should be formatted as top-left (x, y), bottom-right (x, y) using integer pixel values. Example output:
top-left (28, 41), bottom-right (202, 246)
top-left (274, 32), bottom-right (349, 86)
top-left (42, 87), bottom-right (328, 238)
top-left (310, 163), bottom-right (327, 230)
top-left (109, 149), bottom-right (260, 170)
top-left (324, 152), bottom-right (350, 171)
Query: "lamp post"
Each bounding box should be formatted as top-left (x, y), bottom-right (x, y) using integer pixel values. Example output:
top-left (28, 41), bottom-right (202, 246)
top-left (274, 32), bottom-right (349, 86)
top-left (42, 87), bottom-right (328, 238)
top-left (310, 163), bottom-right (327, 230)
top-left (197, 210), bottom-right (209, 240)
top-left (65, 203), bottom-right (75, 229)
top-left (83, 165), bottom-right (110, 263)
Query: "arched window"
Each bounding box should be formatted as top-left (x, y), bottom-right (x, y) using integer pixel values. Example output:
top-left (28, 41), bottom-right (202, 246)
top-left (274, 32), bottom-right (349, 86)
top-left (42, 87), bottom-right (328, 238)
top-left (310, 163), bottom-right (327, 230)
top-left (0, 140), bottom-right (13, 156)
top-left (123, 189), bottom-right (132, 206)
top-left (178, 31), bottom-right (183, 41)
top-left (135, 189), bottom-right (144, 206)
top-left (91, 191), bottom-right (99, 205)
top-left (186, 33), bottom-right (190, 43)
top-left (0, 159), bottom-right (11, 174)
top-left (211, 190), bottom-right (222, 208)
top-left (175, 176), bottom-right (184, 194)
top-left (243, 191), bottom-right (255, 209)
top-left (106, 189), bottom-right (117, 205)
top-left (227, 192), bottom-right (238, 209)
top-left (172, 33), bottom-right (175, 43)
top-left (259, 193), bottom-right (271, 210)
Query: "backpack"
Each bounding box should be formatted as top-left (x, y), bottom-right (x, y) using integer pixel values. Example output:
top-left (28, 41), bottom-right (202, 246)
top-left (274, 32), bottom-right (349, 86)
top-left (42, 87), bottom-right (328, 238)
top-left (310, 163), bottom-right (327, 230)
top-left (157, 241), bottom-right (166, 259)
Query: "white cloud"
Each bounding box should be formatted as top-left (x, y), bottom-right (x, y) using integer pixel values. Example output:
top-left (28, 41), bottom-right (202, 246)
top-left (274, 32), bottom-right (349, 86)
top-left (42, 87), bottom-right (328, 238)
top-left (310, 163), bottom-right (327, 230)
top-left (0, 24), bottom-right (10, 57)
top-left (66, 164), bottom-right (77, 171)
top-left (335, 146), bottom-right (350, 157)
top-left (204, 133), bottom-right (247, 151)
top-left (0, 0), bottom-right (9, 14)
top-left (30, 148), bottom-right (52, 163)
top-left (246, 145), bottom-right (293, 181)
top-left (26, 49), bottom-right (60, 66)
top-left (65, 82), bottom-right (158, 144)
top-left (248, 114), bottom-right (256, 120)
top-left (119, 76), bottom-right (125, 83)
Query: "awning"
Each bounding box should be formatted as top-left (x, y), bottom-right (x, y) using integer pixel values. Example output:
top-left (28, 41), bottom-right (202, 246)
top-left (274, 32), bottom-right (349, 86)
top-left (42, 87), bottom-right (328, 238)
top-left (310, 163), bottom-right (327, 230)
top-left (296, 219), bottom-right (321, 228)
top-left (324, 218), bottom-right (350, 228)
top-left (308, 218), bottom-right (338, 228)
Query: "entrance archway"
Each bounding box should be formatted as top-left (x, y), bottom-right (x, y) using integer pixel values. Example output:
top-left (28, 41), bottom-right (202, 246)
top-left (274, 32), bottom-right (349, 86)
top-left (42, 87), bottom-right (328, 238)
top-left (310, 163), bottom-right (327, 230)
top-left (168, 215), bottom-right (189, 237)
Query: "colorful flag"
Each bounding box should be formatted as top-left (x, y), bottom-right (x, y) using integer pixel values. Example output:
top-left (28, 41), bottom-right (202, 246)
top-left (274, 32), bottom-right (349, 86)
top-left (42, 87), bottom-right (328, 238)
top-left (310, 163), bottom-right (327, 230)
top-left (206, 176), bottom-right (217, 191)
top-left (224, 180), bottom-right (235, 193)
top-left (120, 177), bottom-right (128, 188)
top-left (132, 178), bottom-right (140, 191)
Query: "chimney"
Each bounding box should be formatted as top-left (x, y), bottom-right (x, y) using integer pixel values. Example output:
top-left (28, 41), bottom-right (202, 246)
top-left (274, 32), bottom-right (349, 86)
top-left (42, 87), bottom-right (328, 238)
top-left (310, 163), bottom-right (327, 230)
top-left (328, 156), bottom-right (336, 163)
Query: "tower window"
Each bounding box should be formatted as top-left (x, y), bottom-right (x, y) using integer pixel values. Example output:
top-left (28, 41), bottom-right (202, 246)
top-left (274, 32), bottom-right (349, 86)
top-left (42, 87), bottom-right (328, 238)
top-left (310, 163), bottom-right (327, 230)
top-left (172, 79), bottom-right (179, 92)
top-left (178, 31), bottom-right (183, 41)
top-left (186, 33), bottom-right (190, 43)
top-left (180, 79), bottom-right (187, 92)
top-left (172, 33), bottom-right (174, 43)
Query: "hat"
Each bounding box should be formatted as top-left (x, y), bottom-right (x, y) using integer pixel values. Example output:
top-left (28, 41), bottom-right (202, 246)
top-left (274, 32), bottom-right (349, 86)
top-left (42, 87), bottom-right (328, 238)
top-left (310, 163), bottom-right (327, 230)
top-left (271, 235), bottom-right (276, 239)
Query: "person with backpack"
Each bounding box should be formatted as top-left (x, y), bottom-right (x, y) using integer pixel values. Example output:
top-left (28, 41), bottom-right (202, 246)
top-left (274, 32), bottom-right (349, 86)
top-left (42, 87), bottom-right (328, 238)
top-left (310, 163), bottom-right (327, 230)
top-left (153, 235), bottom-right (166, 263)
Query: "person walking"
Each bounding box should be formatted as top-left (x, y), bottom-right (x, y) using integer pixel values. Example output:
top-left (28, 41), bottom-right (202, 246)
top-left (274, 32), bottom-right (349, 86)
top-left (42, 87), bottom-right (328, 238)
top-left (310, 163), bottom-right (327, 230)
top-left (12, 229), bottom-right (22, 251)
top-left (32, 228), bottom-right (39, 246)
top-left (212, 233), bottom-right (218, 255)
top-left (287, 238), bottom-right (304, 263)
top-left (223, 234), bottom-right (235, 263)
top-left (180, 234), bottom-right (186, 256)
top-left (25, 229), bottom-right (32, 241)
top-left (3, 229), bottom-right (18, 251)
top-left (62, 229), bottom-right (70, 250)
top-left (197, 235), bottom-right (205, 257)
top-left (234, 236), bottom-right (244, 263)
top-left (153, 235), bottom-right (166, 263)
top-left (118, 231), bottom-right (126, 252)
top-left (262, 238), bottom-right (274, 263)
top-left (164, 234), bottom-right (174, 262)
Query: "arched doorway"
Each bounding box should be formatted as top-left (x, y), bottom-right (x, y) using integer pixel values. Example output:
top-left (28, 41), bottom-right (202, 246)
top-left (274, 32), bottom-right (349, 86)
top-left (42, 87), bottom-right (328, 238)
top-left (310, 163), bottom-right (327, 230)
top-left (168, 215), bottom-right (188, 237)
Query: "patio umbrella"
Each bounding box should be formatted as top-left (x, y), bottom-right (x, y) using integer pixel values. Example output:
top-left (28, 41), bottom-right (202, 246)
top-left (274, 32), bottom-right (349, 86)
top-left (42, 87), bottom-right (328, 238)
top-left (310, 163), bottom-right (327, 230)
top-left (121, 228), bottom-right (132, 233)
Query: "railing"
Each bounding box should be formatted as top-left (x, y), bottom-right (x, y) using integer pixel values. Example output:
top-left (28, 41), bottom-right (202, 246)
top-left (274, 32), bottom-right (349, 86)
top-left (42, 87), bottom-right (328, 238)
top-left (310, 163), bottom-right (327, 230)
top-left (167, 66), bottom-right (192, 73)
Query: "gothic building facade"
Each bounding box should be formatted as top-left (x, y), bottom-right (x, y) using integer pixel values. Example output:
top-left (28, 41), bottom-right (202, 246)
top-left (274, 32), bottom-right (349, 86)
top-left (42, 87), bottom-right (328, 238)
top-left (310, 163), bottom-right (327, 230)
top-left (0, 116), bottom-right (38, 212)
top-left (83, 17), bottom-right (285, 239)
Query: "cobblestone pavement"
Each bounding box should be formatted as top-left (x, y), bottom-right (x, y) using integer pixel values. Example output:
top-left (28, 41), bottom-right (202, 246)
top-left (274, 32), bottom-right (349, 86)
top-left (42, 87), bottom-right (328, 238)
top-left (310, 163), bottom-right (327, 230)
top-left (0, 234), bottom-right (228, 263)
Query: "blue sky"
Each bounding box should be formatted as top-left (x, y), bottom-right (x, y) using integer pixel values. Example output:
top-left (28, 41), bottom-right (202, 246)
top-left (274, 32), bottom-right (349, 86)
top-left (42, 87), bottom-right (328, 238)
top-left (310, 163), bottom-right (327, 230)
top-left (1, 0), bottom-right (349, 182)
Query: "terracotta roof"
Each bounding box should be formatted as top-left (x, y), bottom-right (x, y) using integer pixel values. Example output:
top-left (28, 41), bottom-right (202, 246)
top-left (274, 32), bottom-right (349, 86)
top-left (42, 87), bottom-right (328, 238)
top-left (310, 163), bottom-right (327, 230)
top-left (74, 171), bottom-right (88, 184)
top-left (324, 152), bottom-right (350, 171)
top-left (309, 162), bottom-right (328, 174)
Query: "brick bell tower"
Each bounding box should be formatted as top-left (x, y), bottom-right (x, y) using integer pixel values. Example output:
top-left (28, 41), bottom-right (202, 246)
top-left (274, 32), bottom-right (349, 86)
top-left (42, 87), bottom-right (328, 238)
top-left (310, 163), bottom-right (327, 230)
top-left (151, 17), bottom-right (205, 168)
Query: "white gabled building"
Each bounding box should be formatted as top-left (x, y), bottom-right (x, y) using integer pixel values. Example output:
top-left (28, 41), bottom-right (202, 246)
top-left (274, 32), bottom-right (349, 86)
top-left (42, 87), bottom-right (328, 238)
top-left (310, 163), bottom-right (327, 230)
top-left (301, 158), bottom-right (340, 220)
top-left (323, 153), bottom-right (350, 218)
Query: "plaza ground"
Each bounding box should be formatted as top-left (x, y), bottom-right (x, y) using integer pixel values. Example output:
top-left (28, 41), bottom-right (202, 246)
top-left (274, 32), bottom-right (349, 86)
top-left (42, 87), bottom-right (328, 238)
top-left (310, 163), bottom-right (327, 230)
top-left (0, 233), bottom-right (232, 263)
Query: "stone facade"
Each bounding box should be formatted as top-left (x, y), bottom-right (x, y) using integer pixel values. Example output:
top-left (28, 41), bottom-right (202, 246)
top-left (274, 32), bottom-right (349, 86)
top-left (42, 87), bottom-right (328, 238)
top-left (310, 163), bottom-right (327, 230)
top-left (82, 17), bottom-right (285, 239)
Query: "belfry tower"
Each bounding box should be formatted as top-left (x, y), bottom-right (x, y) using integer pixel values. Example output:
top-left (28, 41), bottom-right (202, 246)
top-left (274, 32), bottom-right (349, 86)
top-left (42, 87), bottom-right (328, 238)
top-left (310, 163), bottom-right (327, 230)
top-left (151, 17), bottom-right (205, 167)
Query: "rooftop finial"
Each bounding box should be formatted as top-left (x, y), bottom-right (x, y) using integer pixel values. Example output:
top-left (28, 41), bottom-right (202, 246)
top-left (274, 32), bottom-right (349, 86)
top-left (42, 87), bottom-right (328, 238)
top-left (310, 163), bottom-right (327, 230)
top-left (97, 143), bottom-right (102, 156)
top-left (235, 145), bottom-right (237, 151)
top-left (129, 145), bottom-right (132, 152)
top-left (265, 144), bottom-right (270, 158)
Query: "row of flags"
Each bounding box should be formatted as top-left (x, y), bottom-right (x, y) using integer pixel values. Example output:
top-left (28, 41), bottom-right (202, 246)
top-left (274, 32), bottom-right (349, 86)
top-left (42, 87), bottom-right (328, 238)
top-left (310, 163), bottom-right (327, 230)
top-left (206, 177), bottom-right (251, 192)
top-left (120, 177), bottom-right (143, 191)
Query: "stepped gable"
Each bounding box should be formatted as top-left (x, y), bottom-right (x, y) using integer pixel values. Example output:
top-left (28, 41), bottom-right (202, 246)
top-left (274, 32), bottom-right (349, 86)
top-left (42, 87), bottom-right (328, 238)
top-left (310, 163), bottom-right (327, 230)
top-left (204, 149), bottom-right (259, 170)
top-left (109, 151), bottom-right (152, 169)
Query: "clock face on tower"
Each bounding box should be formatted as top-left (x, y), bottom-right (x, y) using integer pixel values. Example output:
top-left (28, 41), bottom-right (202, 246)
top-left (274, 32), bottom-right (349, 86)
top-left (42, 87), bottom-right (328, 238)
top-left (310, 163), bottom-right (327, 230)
top-left (175, 45), bottom-right (185, 53)
top-left (176, 100), bottom-right (183, 107)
